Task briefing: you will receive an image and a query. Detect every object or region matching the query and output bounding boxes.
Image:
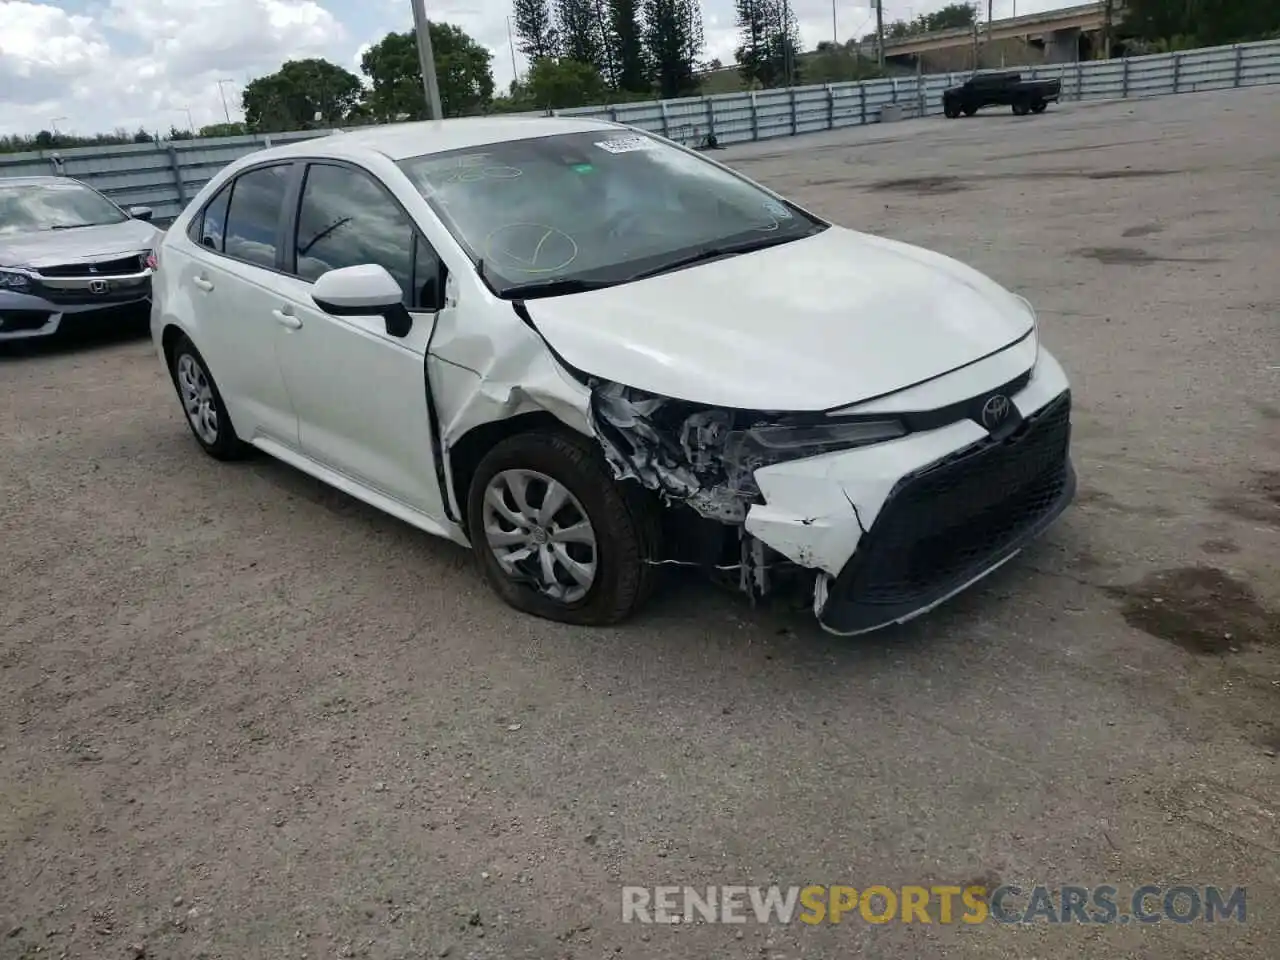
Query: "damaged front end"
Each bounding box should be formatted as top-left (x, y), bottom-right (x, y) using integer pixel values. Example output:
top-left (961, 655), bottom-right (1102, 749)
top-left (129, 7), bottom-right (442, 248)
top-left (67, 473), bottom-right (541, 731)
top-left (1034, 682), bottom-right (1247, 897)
top-left (587, 381), bottom-right (905, 602)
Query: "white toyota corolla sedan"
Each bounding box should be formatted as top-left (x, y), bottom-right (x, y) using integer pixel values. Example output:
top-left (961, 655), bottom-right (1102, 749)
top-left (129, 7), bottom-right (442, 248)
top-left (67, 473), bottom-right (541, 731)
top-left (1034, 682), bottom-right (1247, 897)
top-left (150, 116), bottom-right (1075, 635)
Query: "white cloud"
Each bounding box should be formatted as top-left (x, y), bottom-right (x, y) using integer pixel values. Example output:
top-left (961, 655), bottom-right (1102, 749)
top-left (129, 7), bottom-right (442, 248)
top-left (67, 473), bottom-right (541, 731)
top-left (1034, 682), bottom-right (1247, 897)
top-left (0, 0), bottom-right (1071, 136)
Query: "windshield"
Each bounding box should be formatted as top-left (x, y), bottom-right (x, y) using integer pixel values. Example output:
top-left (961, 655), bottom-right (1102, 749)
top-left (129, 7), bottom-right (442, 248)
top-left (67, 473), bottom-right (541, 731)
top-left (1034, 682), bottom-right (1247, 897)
top-left (0, 181), bottom-right (128, 236)
top-left (397, 130), bottom-right (827, 298)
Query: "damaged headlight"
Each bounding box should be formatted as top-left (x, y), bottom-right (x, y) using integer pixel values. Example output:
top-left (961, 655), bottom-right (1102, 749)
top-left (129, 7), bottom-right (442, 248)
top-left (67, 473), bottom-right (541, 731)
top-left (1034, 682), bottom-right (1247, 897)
top-left (592, 381), bottom-right (907, 524)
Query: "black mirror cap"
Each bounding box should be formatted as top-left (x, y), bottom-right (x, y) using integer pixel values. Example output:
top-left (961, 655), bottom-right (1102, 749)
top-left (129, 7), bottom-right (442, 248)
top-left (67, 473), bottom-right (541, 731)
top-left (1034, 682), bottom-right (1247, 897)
top-left (313, 296), bottom-right (414, 339)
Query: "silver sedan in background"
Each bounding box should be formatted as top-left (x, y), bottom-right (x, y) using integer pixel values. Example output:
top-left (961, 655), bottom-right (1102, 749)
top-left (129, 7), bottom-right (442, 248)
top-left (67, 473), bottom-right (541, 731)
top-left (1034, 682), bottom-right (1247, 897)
top-left (0, 176), bottom-right (162, 341)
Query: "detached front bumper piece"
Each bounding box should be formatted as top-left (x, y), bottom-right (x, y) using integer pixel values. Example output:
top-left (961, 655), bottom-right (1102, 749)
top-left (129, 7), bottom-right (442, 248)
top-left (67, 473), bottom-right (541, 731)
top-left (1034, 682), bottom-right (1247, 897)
top-left (818, 390), bottom-right (1076, 635)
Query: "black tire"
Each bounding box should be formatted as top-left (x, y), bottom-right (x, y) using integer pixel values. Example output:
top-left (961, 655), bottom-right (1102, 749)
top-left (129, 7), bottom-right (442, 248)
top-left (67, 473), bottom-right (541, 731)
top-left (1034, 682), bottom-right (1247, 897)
top-left (466, 429), bottom-right (661, 626)
top-left (1012, 96), bottom-right (1031, 116)
top-left (1030, 99), bottom-right (1048, 114)
top-left (943, 101), bottom-right (960, 119)
top-left (962, 103), bottom-right (977, 117)
top-left (166, 333), bottom-right (249, 460)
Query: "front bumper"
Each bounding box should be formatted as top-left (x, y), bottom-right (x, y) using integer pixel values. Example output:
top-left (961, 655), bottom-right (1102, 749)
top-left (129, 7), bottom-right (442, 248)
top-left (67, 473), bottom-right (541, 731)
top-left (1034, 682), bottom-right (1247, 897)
top-left (742, 347), bottom-right (1075, 635)
top-left (0, 287), bottom-right (151, 341)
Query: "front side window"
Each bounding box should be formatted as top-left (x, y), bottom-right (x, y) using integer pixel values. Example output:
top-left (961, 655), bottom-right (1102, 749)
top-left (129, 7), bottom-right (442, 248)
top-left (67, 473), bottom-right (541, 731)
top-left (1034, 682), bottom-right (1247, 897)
top-left (223, 165), bottom-right (290, 268)
top-left (397, 130), bottom-right (827, 298)
top-left (0, 181), bottom-right (127, 236)
top-left (294, 163), bottom-right (440, 310)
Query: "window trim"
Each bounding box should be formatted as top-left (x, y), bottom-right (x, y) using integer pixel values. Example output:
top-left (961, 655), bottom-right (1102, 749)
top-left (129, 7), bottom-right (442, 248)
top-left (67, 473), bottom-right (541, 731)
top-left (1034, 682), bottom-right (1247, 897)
top-left (187, 160), bottom-right (301, 276)
top-left (287, 158), bottom-right (445, 313)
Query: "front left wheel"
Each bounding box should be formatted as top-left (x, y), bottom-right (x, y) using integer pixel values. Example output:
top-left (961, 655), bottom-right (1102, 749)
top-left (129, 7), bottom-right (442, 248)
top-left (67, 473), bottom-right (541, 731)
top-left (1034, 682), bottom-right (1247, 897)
top-left (466, 430), bottom-right (661, 626)
top-left (166, 333), bottom-right (249, 460)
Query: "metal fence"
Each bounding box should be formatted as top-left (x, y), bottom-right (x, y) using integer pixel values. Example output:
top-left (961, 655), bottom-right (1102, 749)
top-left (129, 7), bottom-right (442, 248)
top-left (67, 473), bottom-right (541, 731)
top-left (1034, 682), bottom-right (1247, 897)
top-left (2, 38), bottom-right (1277, 224)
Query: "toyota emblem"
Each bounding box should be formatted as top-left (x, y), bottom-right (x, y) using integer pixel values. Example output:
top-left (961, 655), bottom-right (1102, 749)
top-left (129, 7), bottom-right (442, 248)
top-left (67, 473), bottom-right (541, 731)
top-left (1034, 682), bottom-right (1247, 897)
top-left (980, 394), bottom-right (1012, 432)
top-left (88, 279), bottom-right (109, 295)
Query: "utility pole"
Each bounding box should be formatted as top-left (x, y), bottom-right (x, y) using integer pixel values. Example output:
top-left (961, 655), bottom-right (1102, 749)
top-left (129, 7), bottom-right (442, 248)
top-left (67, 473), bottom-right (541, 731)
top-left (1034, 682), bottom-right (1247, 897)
top-left (216, 80), bottom-right (234, 123)
top-left (831, 0), bottom-right (837, 46)
top-left (875, 0), bottom-right (885, 67)
top-left (411, 0), bottom-right (444, 121)
top-left (1103, 0), bottom-right (1114, 59)
top-left (506, 16), bottom-right (519, 85)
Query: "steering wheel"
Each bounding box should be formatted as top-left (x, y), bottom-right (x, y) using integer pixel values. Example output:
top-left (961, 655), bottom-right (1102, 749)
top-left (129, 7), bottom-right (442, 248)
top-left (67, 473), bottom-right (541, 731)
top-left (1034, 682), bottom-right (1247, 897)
top-left (483, 222), bottom-right (578, 274)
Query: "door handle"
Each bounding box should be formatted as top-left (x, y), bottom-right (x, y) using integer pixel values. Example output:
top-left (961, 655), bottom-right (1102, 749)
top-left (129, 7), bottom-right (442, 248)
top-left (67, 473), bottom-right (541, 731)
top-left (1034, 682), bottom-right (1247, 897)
top-left (273, 308), bottom-right (302, 330)
top-left (192, 277), bottom-right (214, 292)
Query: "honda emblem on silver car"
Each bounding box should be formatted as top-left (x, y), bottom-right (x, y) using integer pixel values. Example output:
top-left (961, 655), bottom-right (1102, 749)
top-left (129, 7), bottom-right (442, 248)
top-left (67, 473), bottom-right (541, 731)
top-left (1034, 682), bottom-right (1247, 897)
top-left (88, 279), bottom-right (109, 295)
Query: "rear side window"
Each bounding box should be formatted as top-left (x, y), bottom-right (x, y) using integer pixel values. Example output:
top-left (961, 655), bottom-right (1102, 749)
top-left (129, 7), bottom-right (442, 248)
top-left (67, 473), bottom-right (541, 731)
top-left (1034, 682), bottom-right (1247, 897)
top-left (294, 163), bottom-right (418, 303)
top-left (189, 182), bottom-right (232, 251)
top-left (223, 165), bottom-right (290, 268)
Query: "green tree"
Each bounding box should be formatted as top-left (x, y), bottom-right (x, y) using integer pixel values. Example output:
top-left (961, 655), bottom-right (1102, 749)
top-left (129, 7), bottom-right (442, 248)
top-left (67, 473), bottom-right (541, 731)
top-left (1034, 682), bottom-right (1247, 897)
top-left (925, 3), bottom-right (976, 31)
top-left (242, 58), bottom-right (364, 132)
top-left (361, 25), bottom-right (495, 121)
top-left (1122, 0), bottom-right (1280, 47)
top-left (199, 122), bottom-right (247, 138)
top-left (643, 0), bottom-right (703, 98)
top-left (556, 0), bottom-right (607, 72)
top-left (513, 0), bottom-right (561, 61)
top-left (735, 0), bottom-right (799, 89)
top-left (525, 57), bottom-right (609, 108)
top-left (607, 0), bottom-right (648, 93)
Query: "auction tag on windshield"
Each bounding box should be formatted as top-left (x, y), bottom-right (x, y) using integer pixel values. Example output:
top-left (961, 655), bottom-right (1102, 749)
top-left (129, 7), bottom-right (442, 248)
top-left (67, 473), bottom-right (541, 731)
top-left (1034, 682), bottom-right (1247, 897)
top-left (594, 135), bottom-right (657, 154)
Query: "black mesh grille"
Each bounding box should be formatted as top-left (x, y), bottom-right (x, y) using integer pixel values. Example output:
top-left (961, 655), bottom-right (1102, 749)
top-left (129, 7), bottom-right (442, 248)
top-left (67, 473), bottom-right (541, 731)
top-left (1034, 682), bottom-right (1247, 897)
top-left (0, 310), bottom-right (54, 331)
top-left (35, 255), bottom-right (143, 278)
top-left (844, 391), bottom-right (1072, 607)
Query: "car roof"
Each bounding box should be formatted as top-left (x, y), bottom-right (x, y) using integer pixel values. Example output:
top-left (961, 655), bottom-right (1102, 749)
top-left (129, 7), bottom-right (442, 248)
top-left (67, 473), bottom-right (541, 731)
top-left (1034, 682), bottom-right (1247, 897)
top-left (258, 115), bottom-right (624, 164)
top-left (0, 175), bottom-right (83, 187)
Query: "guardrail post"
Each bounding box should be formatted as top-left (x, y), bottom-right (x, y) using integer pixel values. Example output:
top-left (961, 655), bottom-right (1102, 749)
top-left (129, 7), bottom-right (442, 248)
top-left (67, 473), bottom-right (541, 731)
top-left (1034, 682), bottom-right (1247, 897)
top-left (608, 106), bottom-right (618, 122)
top-left (1076, 60), bottom-right (1084, 100)
top-left (789, 88), bottom-right (798, 136)
top-left (1233, 44), bottom-right (1243, 86)
top-left (704, 98), bottom-right (716, 141)
top-left (1121, 57), bottom-right (1130, 97)
top-left (659, 100), bottom-right (670, 138)
top-left (1172, 53), bottom-right (1182, 93)
top-left (749, 91), bottom-right (759, 140)
top-left (859, 83), bottom-right (867, 125)
top-left (825, 85), bottom-right (835, 129)
top-left (166, 143), bottom-right (187, 206)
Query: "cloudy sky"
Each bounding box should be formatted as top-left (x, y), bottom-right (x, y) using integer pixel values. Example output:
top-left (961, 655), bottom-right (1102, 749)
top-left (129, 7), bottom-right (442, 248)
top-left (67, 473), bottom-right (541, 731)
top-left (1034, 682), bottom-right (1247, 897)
top-left (0, 0), bottom-right (1066, 136)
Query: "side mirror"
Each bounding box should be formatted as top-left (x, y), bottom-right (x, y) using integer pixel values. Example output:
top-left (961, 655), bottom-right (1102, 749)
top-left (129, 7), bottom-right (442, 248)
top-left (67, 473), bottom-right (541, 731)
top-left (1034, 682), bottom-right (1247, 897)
top-left (312, 264), bottom-right (412, 338)
top-left (128, 205), bottom-right (154, 222)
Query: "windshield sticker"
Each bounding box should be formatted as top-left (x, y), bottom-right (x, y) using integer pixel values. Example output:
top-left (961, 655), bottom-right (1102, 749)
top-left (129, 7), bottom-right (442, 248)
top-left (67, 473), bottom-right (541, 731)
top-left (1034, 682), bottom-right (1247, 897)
top-left (594, 135), bottom-right (657, 154)
top-left (762, 199), bottom-right (793, 219)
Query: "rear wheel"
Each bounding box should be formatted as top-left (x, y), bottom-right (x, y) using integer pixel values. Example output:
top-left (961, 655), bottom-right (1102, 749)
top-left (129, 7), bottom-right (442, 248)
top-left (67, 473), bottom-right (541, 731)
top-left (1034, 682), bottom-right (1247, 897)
top-left (466, 430), bottom-right (661, 626)
top-left (166, 333), bottom-right (249, 460)
top-left (1012, 96), bottom-right (1032, 116)
top-left (1030, 99), bottom-right (1048, 114)
top-left (962, 103), bottom-right (977, 117)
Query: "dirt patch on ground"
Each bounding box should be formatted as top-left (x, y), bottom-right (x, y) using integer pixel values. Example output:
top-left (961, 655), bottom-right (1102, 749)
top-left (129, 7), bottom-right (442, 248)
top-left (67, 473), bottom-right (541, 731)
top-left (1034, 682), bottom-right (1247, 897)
top-left (1122, 223), bottom-right (1165, 238)
top-left (1213, 470), bottom-right (1280, 526)
top-left (866, 175), bottom-right (968, 195)
top-left (1104, 567), bottom-right (1279, 655)
top-left (1087, 168), bottom-right (1182, 180)
top-left (1073, 246), bottom-right (1222, 266)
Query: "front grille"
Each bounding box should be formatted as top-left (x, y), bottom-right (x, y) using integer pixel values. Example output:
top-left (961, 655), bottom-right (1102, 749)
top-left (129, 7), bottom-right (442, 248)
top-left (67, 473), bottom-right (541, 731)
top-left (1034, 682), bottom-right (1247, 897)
top-left (32, 276), bottom-right (151, 306)
top-left (832, 391), bottom-right (1073, 615)
top-left (0, 309), bottom-right (54, 332)
top-left (35, 254), bottom-right (143, 278)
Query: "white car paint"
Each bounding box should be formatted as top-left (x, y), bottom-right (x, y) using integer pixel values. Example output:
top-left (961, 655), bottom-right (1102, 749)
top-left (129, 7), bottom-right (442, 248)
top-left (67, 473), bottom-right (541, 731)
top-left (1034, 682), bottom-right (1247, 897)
top-left (151, 116), bottom-right (1075, 635)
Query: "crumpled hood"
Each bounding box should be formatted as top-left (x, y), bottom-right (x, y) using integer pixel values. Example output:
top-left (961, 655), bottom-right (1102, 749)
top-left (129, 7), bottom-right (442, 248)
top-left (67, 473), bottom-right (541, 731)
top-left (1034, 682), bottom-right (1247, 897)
top-left (524, 226), bottom-right (1036, 411)
top-left (0, 219), bottom-right (161, 269)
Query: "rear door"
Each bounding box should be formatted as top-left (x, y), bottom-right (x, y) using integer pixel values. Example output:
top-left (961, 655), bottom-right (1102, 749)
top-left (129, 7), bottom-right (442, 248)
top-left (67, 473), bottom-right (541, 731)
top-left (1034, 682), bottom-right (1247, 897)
top-left (178, 163), bottom-right (300, 446)
top-left (270, 160), bottom-right (449, 520)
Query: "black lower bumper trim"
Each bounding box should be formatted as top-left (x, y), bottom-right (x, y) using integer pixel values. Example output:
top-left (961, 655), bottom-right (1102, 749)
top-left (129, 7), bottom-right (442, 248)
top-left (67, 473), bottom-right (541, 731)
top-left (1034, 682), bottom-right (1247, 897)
top-left (819, 391), bottom-right (1075, 635)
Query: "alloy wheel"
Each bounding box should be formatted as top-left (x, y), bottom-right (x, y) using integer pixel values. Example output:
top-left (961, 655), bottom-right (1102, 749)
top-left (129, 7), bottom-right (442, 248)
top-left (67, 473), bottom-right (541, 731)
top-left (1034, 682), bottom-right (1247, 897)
top-left (176, 352), bottom-right (219, 446)
top-left (481, 468), bottom-right (598, 603)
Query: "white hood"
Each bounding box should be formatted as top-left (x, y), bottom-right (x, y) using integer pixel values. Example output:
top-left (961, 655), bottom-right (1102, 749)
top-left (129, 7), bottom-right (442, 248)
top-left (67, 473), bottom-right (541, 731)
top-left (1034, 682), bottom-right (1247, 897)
top-left (523, 226), bottom-right (1035, 411)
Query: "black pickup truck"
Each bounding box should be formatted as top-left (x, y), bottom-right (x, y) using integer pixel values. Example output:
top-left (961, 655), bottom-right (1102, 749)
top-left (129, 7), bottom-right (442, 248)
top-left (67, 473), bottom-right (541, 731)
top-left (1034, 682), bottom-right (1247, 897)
top-left (942, 72), bottom-right (1062, 118)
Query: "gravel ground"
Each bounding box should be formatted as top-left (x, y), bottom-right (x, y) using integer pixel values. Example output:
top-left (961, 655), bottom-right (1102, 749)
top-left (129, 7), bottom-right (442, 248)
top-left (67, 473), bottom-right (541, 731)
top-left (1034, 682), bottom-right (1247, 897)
top-left (2, 87), bottom-right (1279, 960)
